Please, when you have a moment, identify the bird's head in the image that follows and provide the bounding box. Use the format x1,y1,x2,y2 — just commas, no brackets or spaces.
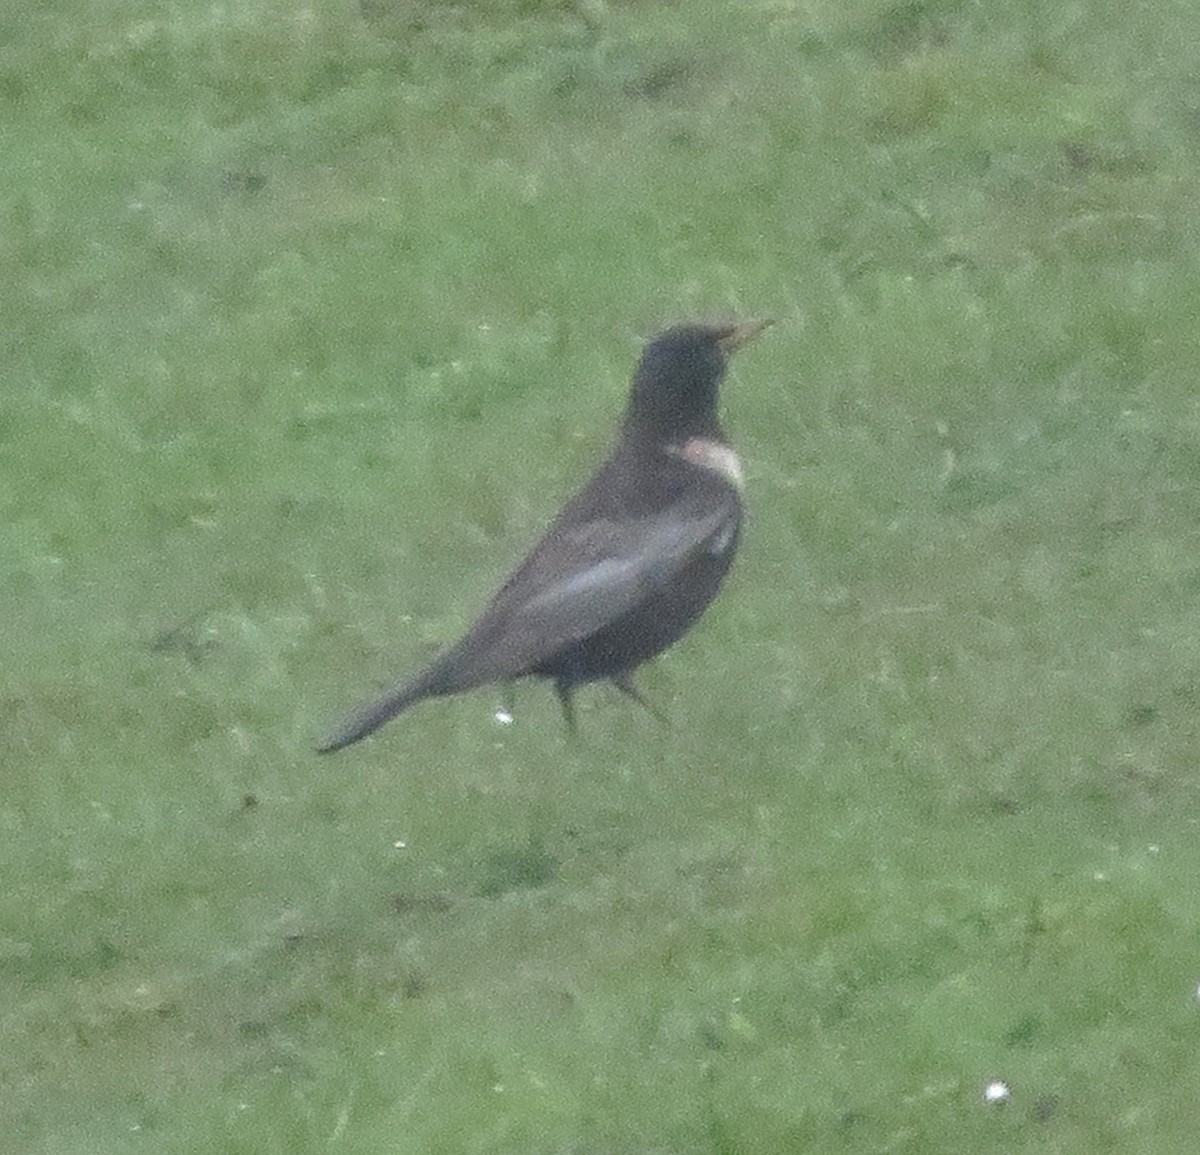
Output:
623,319,771,443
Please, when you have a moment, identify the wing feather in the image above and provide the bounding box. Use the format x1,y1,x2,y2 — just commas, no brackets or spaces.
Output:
445,496,738,684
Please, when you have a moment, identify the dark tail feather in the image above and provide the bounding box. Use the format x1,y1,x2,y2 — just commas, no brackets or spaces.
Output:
316,673,438,754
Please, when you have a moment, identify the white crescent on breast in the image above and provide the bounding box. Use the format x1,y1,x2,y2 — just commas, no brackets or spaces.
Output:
668,437,744,490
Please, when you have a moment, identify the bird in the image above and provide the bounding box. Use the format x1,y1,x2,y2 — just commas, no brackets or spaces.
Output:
317,318,771,753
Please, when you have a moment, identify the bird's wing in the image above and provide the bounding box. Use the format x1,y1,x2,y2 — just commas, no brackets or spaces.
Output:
452,495,739,681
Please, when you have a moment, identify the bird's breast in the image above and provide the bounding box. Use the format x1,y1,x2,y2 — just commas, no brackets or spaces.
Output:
667,438,744,491
707,511,739,556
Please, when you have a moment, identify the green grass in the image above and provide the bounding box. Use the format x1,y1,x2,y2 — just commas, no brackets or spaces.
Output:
5,0,1200,1149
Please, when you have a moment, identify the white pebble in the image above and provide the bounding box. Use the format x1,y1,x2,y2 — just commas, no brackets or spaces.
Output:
983,1080,1011,1105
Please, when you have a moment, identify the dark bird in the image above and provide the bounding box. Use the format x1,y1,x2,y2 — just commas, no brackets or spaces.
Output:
317,318,771,752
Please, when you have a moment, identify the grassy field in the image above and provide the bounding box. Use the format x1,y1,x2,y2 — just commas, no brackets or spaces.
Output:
5,0,1200,1150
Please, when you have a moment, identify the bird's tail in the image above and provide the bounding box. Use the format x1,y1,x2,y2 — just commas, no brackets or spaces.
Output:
315,683,422,753
316,660,458,754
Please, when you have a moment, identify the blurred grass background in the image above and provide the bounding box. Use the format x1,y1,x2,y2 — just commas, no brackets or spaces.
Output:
5,0,1200,1150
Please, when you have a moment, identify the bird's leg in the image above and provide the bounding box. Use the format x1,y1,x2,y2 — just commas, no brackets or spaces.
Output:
554,679,578,734
611,673,669,726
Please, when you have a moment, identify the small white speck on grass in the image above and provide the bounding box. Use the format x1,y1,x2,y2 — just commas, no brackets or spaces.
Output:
393,841,407,850
494,709,514,726
983,1080,1012,1106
